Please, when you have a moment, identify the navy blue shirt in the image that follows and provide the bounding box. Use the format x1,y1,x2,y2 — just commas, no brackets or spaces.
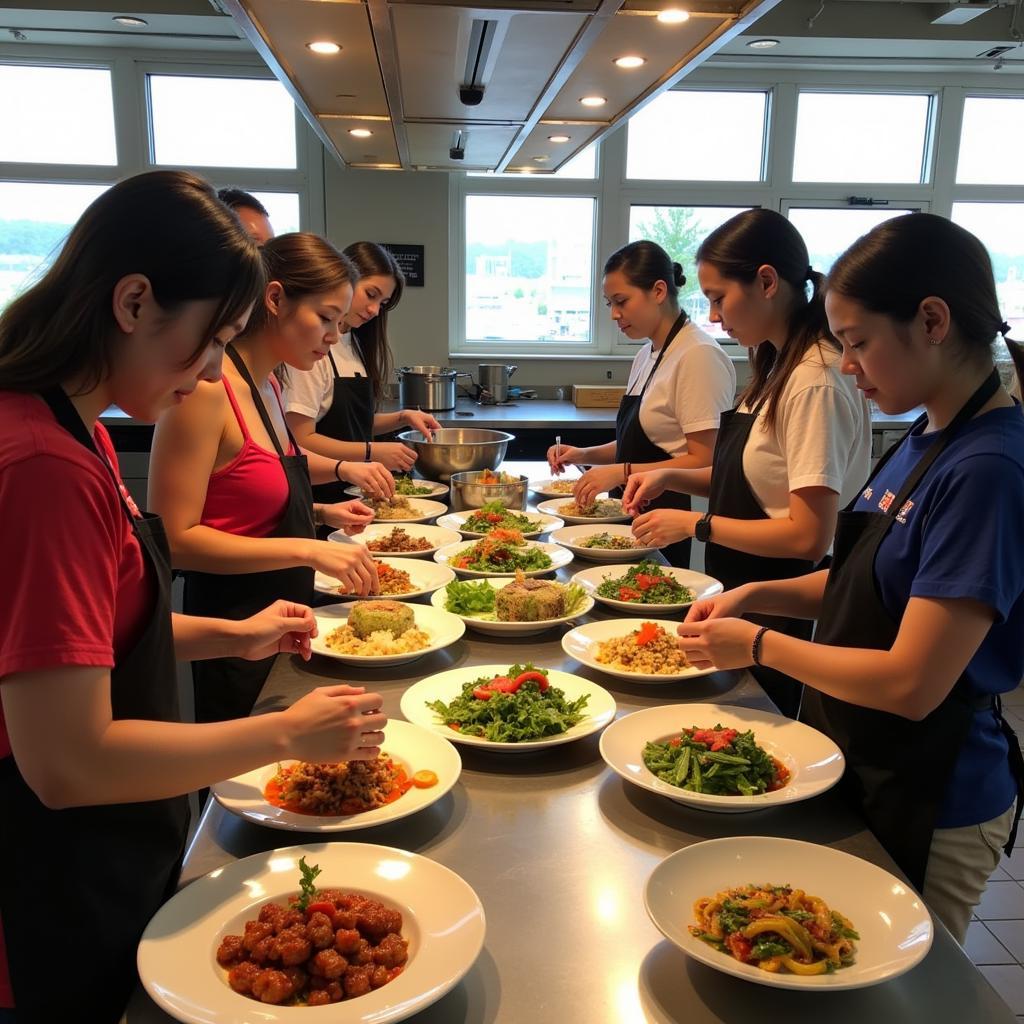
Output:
853,404,1024,827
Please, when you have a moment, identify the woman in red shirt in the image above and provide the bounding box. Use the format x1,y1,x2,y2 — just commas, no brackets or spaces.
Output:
0,171,387,1024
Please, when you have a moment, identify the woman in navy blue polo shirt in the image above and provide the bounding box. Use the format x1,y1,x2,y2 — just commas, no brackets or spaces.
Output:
678,212,1024,942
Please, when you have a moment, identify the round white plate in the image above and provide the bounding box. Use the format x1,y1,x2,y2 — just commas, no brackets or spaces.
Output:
345,479,449,500
436,508,564,539
434,539,573,578
368,497,447,523
401,665,617,753
572,563,723,614
428,576,594,636
536,496,629,525
549,523,658,563
599,703,844,813
314,557,455,601
644,836,932,990
211,721,462,832
138,842,486,1024
530,477,583,499
310,602,465,666
562,619,716,682
330,523,462,558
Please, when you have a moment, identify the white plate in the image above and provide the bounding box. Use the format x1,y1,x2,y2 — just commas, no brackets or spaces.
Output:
434,539,573,578
549,523,658,563
530,476,583,499
428,576,594,636
310,602,465,666
345,479,449,500
330,523,463,558
436,508,564,539
644,836,932,991
367,497,448,523
562,619,716,682
536,496,629,524
211,720,462,832
599,703,844,813
314,558,455,600
400,665,617,752
572,563,723,614
138,842,486,1024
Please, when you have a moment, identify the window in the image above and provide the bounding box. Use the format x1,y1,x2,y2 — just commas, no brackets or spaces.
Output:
626,90,768,181
248,191,301,234
554,143,597,179
785,207,920,274
793,92,931,184
465,195,595,343
148,74,297,168
956,97,1024,186
0,65,116,165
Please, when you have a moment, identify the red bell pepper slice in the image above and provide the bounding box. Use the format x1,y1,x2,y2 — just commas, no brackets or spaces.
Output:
472,676,516,700
512,670,549,692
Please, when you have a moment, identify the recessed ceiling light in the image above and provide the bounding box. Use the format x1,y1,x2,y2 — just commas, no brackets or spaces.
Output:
614,55,646,69
349,128,373,138
580,95,606,107
306,40,341,55
533,156,549,162
548,134,571,143
657,9,689,24
747,38,780,49
112,15,147,27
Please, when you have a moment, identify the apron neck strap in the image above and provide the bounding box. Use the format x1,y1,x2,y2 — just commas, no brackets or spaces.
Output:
327,349,341,379
637,310,688,398
224,344,295,459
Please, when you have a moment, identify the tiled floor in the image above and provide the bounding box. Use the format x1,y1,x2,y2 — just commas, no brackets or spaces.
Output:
967,682,1024,1018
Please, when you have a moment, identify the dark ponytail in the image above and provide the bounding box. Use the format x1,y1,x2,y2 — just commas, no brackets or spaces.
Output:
603,240,686,303
827,213,1024,388
697,209,835,431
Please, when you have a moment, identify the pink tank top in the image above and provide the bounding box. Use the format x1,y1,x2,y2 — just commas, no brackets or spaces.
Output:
200,375,297,538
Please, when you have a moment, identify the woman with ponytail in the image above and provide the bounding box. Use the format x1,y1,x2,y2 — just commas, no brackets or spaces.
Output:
623,209,870,716
677,213,1024,941
547,240,735,568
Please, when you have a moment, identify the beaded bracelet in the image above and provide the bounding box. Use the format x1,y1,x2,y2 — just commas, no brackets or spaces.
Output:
751,625,771,667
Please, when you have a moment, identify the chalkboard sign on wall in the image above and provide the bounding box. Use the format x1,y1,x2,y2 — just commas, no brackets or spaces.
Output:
380,243,424,287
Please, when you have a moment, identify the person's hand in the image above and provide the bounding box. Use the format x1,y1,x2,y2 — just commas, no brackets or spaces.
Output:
304,539,379,595
402,409,441,441
683,586,751,624
574,465,624,509
281,685,388,763
234,600,318,661
632,508,700,548
676,617,759,672
546,443,585,475
338,461,395,500
622,469,669,515
374,441,418,472
321,499,374,535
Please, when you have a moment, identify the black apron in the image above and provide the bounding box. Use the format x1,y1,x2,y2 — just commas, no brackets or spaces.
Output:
801,370,1024,891
614,311,692,568
311,344,376,507
0,388,189,1023
184,345,315,723
704,407,816,718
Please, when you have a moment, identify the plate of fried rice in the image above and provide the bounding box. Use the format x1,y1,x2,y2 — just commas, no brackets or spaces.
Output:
210,720,462,832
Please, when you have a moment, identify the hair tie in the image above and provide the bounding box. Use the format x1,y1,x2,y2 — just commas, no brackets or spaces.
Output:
805,266,815,282
999,321,1012,336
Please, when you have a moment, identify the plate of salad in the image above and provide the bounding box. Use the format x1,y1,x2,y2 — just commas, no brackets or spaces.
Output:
600,703,844,812
572,562,723,613
436,503,564,539
434,531,572,577
548,524,658,563
345,475,449,500
401,663,616,752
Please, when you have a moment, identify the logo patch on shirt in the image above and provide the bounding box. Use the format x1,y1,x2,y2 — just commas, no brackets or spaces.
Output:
862,486,873,501
877,489,896,514
896,499,914,525
118,481,142,519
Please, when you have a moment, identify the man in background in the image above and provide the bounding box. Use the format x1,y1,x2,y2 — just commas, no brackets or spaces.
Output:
217,187,274,245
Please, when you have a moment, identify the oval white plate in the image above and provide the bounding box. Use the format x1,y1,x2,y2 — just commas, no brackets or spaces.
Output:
345,479,449,500
401,665,617,753
211,720,462,832
434,539,573,578
311,602,465,666
138,842,487,1024
436,508,564,539
562,619,716,682
330,523,462,558
644,836,932,991
428,576,594,636
529,477,582,499
572,563,723,614
599,703,844,813
536,496,629,525
314,557,455,601
549,523,658,563
367,497,447,524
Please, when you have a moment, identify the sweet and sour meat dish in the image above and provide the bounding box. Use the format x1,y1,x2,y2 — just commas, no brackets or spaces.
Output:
216,889,409,1006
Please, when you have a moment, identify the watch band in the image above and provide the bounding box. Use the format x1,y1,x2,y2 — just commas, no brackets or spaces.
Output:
695,512,713,543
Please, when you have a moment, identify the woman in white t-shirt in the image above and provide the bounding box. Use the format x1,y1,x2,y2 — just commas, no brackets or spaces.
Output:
285,242,440,504
624,209,870,716
547,240,735,568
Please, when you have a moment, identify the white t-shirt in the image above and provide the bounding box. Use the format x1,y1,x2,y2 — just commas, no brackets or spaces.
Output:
283,332,367,422
738,342,871,519
624,321,736,457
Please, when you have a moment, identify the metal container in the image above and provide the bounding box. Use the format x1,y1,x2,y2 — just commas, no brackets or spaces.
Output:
396,427,514,483
396,365,463,411
450,470,529,512
477,363,518,404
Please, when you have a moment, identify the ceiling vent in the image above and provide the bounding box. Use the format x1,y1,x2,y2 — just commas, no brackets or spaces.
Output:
459,19,503,107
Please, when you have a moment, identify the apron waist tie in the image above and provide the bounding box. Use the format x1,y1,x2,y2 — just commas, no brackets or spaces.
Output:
994,694,1024,854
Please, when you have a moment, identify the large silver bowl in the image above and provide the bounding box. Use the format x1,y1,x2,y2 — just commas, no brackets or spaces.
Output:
397,428,514,483
449,471,528,512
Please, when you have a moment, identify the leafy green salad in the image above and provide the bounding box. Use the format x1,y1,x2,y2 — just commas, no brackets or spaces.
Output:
451,533,553,573
596,560,696,605
394,475,434,496
462,501,536,535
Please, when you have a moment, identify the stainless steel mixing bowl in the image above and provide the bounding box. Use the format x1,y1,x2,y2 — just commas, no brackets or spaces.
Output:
397,428,514,483
449,471,529,512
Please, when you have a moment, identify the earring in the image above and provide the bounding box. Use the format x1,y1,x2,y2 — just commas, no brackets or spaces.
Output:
928,337,941,346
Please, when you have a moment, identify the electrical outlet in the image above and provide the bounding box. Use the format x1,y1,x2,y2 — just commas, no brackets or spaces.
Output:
606,370,612,380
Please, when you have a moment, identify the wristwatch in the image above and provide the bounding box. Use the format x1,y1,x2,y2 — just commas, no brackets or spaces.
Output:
694,512,714,543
